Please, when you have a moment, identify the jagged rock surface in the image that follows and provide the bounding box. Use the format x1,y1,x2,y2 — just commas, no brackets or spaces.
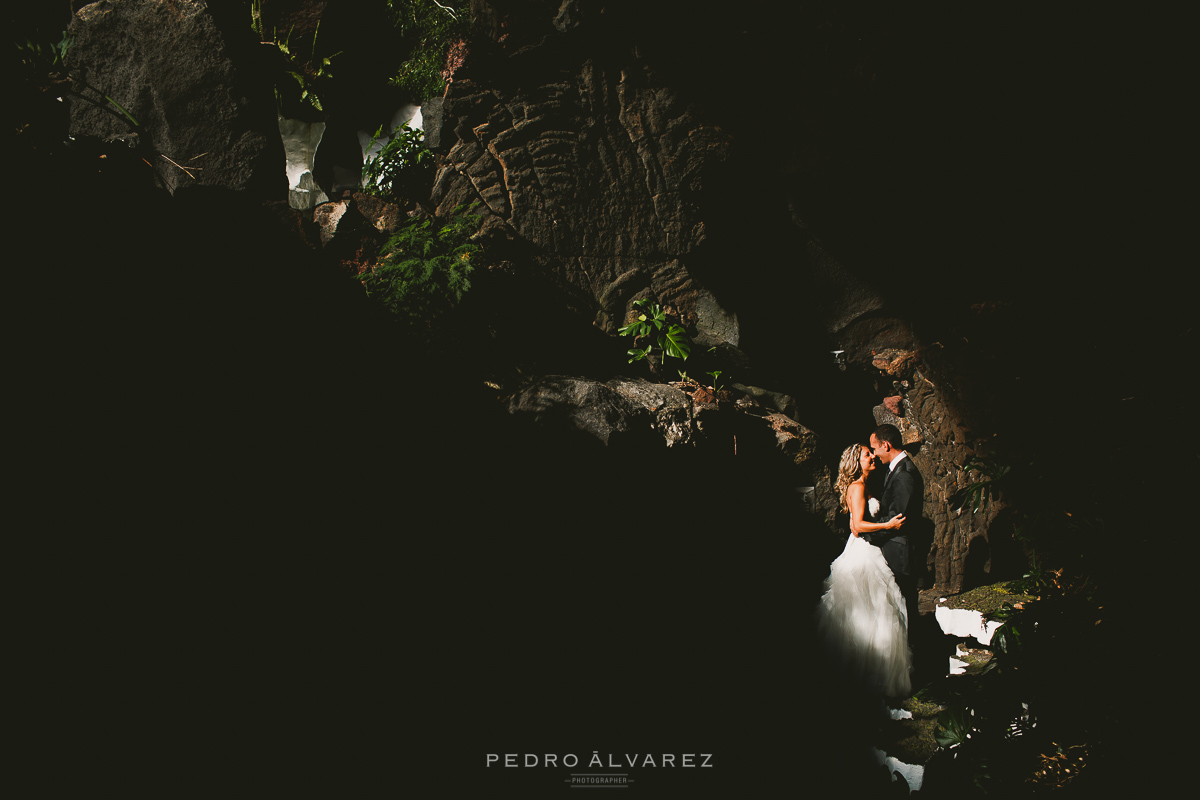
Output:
428,63,737,345
872,366,1002,593
66,0,283,198
53,0,1004,593
505,375,835,520
426,4,990,588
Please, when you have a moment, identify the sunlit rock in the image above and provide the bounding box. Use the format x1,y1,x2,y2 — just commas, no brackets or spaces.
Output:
314,200,349,246
935,604,1001,645
873,747,925,793
279,117,328,210
693,289,739,347
66,0,282,197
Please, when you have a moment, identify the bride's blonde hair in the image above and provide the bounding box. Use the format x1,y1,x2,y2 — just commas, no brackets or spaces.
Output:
834,443,866,514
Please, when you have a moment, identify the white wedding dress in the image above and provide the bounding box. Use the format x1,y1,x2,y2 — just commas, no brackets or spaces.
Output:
816,499,912,698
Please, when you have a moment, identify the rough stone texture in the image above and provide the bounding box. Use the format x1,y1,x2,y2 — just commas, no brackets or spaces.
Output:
802,229,916,367
765,411,835,528
352,192,406,234
768,412,820,468
730,383,798,421
606,377,694,447
423,6,932,543
874,349,917,376
421,2,927,430
506,375,642,447
420,96,446,150
872,368,1000,593
311,194,406,276
313,199,348,245
873,399,922,446
67,0,283,198
428,59,737,342
506,375,834,517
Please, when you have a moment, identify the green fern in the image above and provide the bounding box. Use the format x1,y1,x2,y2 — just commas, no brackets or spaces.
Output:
360,207,481,332
386,0,473,101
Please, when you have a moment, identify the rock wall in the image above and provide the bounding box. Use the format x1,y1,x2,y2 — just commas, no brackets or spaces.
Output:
427,62,738,346
424,2,1006,590
867,353,1001,593
57,0,1006,593
67,0,283,198
505,374,838,529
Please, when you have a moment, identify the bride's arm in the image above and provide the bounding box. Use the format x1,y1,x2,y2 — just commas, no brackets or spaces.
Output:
848,484,905,536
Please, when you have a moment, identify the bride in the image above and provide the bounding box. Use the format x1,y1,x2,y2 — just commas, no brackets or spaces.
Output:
816,443,913,699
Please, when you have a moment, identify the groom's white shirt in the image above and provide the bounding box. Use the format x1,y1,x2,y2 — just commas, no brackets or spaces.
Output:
888,451,908,474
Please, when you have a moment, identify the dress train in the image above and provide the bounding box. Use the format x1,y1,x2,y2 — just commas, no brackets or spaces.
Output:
816,534,912,698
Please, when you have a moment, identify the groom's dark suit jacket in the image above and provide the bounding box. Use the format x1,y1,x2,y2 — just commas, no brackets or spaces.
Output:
873,454,924,582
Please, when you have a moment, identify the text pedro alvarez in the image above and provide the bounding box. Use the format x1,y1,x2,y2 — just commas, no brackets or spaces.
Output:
487,752,714,768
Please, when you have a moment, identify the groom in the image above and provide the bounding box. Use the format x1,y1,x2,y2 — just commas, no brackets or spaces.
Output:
868,424,923,615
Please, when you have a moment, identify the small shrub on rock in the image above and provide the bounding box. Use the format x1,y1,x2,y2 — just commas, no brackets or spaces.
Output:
359,206,481,341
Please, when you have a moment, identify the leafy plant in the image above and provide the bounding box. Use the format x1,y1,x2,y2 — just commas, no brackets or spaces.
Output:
250,0,266,40
18,29,140,128
1007,549,1058,596
361,123,435,201
705,370,725,392
619,299,691,366
935,707,971,748
359,206,481,334
276,24,340,113
96,91,140,128
387,0,472,101
926,565,1109,794
16,29,72,69
251,4,340,114
982,611,1025,676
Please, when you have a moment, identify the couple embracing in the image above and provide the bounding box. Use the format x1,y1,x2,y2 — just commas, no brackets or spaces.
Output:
816,424,923,700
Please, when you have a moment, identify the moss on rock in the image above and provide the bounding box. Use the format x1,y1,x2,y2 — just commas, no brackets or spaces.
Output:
939,580,1034,615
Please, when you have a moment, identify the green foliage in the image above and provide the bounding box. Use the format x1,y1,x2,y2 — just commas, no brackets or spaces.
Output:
359,207,481,335
387,0,472,101
99,92,140,128
948,454,1112,603
15,29,72,69
928,444,1117,792
250,0,265,40
249,2,472,113
16,29,140,128
676,368,730,395
361,123,435,201
934,707,971,748
619,299,692,366
276,24,340,113
250,5,340,114
1007,549,1057,596
928,570,1108,793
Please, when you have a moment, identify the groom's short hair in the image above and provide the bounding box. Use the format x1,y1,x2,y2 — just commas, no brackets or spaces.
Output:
873,424,904,450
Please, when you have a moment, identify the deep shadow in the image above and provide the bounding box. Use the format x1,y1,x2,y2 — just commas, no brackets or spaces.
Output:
12,3,1176,795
